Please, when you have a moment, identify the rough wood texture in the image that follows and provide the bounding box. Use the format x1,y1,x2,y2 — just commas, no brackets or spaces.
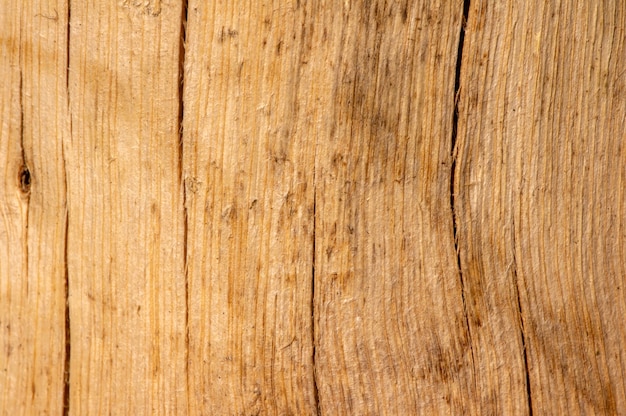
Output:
456,0,626,414
0,1,69,414
312,1,474,414
183,2,317,414
65,1,187,414
2,0,626,414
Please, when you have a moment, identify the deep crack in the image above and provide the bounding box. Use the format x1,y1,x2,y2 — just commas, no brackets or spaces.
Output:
450,0,475,390
62,5,72,415
511,219,533,415
311,170,320,415
178,0,190,411
62,185,71,416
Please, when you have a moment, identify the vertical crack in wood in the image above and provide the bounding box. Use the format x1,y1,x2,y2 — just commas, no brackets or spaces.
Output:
63,172,71,416
451,0,475,385
19,72,30,196
66,2,71,93
18,33,31,300
311,158,320,415
62,5,72,415
178,0,190,410
510,218,533,415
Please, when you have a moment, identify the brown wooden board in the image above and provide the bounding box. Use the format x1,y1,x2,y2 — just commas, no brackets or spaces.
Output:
1,0,626,414
311,1,473,414
456,0,626,413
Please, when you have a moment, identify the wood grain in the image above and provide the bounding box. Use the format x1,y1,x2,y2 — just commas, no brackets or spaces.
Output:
2,0,626,414
0,0,69,414
456,0,626,414
65,0,187,413
182,1,317,414
312,1,474,414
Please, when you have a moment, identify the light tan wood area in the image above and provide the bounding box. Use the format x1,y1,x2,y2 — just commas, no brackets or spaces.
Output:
1,0,69,414
1,0,625,414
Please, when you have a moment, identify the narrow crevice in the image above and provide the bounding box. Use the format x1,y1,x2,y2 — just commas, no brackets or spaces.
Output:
62,5,73,415
66,2,71,92
511,220,533,415
19,67,30,195
450,0,470,197
61,138,70,416
177,0,190,411
18,57,31,304
62,193,71,416
450,0,475,384
311,191,320,415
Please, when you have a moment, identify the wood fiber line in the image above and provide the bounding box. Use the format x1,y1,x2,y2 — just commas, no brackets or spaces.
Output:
456,0,626,414
313,1,473,414
183,1,318,414
65,0,188,414
0,0,70,414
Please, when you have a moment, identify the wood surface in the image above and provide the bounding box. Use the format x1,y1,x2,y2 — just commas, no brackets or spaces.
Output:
311,2,473,414
456,1,626,413
182,2,317,414
1,0,625,415
65,0,187,414
1,0,69,414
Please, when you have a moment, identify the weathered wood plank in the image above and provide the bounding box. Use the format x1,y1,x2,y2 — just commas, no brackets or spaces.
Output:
312,1,474,414
65,1,187,413
456,0,626,413
183,2,317,414
3,0,625,414
0,0,69,414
